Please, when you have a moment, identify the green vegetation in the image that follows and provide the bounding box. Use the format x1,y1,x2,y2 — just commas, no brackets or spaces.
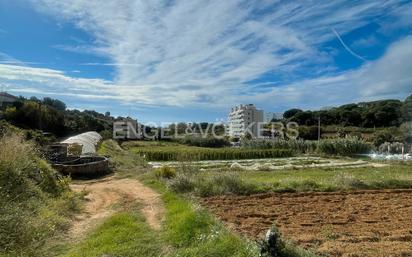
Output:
161,191,259,257
283,94,411,128
242,138,372,156
3,96,117,138
65,140,314,257
154,166,177,179
167,169,258,196
66,211,165,257
161,161,412,196
176,135,230,147
98,139,149,177
316,138,372,155
0,132,82,257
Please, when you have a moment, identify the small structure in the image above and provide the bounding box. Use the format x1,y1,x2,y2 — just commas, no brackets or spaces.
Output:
0,92,18,109
46,131,109,176
51,156,109,176
61,131,102,155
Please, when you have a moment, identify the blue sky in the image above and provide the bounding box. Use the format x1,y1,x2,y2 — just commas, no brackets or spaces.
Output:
0,0,411,123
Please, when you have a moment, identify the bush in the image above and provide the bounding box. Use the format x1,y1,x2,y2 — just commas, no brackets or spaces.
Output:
298,126,319,140
167,170,258,197
195,174,258,197
316,138,372,155
154,166,176,179
168,173,196,193
372,130,395,147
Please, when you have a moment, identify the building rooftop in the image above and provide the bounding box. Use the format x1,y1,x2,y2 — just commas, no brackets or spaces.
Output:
0,92,19,101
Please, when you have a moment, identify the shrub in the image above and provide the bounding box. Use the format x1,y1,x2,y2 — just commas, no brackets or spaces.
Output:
195,174,258,197
372,130,395,147
316,138,372,155
154,166,176,179
168,173,196,193
168,171,258,197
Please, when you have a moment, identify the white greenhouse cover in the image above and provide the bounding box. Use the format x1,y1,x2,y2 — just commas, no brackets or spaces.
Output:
61,131,102,154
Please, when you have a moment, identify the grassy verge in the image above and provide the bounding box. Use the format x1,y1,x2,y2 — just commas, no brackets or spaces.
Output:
160,161,412,196
65,210,166,257
0,132,82,257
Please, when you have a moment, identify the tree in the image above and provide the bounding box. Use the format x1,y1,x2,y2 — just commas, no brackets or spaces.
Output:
42,97,66,111
339,110,362,126
290,111,316,125
402,94,412,122
283,109,302,119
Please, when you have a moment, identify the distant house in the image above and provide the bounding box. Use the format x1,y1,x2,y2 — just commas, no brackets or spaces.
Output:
0,92,18,109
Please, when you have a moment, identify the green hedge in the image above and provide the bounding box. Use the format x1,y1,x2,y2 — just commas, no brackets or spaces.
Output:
136,148,293,161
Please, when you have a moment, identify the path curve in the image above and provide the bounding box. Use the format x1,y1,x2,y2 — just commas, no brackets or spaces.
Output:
69,177,164,240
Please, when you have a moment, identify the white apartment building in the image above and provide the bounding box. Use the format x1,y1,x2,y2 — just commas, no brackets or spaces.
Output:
228,104,263,138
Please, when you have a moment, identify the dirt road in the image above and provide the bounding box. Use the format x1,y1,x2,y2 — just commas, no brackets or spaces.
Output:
69,177,164,240
201,190,412,257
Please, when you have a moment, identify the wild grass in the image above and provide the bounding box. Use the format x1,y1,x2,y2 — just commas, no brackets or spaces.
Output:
221,163,412,193
168,172,259,197
98,139,149,177
162,191,259,257
0,132,82,257
162,161,412,196
65,211,166,257
243,138,373,156
316,138,372,155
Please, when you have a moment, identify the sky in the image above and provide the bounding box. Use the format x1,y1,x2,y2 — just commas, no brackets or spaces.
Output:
0,0,411,123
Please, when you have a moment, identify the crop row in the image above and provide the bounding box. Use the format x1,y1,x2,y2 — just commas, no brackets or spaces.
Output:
134,147,293,161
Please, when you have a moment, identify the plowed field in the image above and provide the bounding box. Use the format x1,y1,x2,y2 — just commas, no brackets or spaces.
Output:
201,190,412,257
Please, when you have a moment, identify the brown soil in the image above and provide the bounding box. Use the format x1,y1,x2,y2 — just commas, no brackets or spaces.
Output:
200,190,412,257
69,176,164,240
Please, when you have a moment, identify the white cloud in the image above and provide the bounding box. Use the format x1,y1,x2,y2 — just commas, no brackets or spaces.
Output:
252,36,412,110
351,35,378,48
1,0,410,115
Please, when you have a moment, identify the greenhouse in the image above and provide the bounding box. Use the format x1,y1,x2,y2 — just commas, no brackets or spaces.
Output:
61,131,102,155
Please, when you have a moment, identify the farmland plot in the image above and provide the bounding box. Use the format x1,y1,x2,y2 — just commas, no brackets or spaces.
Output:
149,157,385,171
201,190,412,257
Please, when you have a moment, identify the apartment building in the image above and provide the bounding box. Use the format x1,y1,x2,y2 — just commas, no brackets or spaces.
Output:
228,104,263,138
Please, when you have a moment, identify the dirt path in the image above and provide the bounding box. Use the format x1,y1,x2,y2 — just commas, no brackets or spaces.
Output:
69,176,164,240
201,190,412,257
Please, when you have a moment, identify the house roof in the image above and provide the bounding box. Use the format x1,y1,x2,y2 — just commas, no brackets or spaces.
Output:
0,92,19,101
